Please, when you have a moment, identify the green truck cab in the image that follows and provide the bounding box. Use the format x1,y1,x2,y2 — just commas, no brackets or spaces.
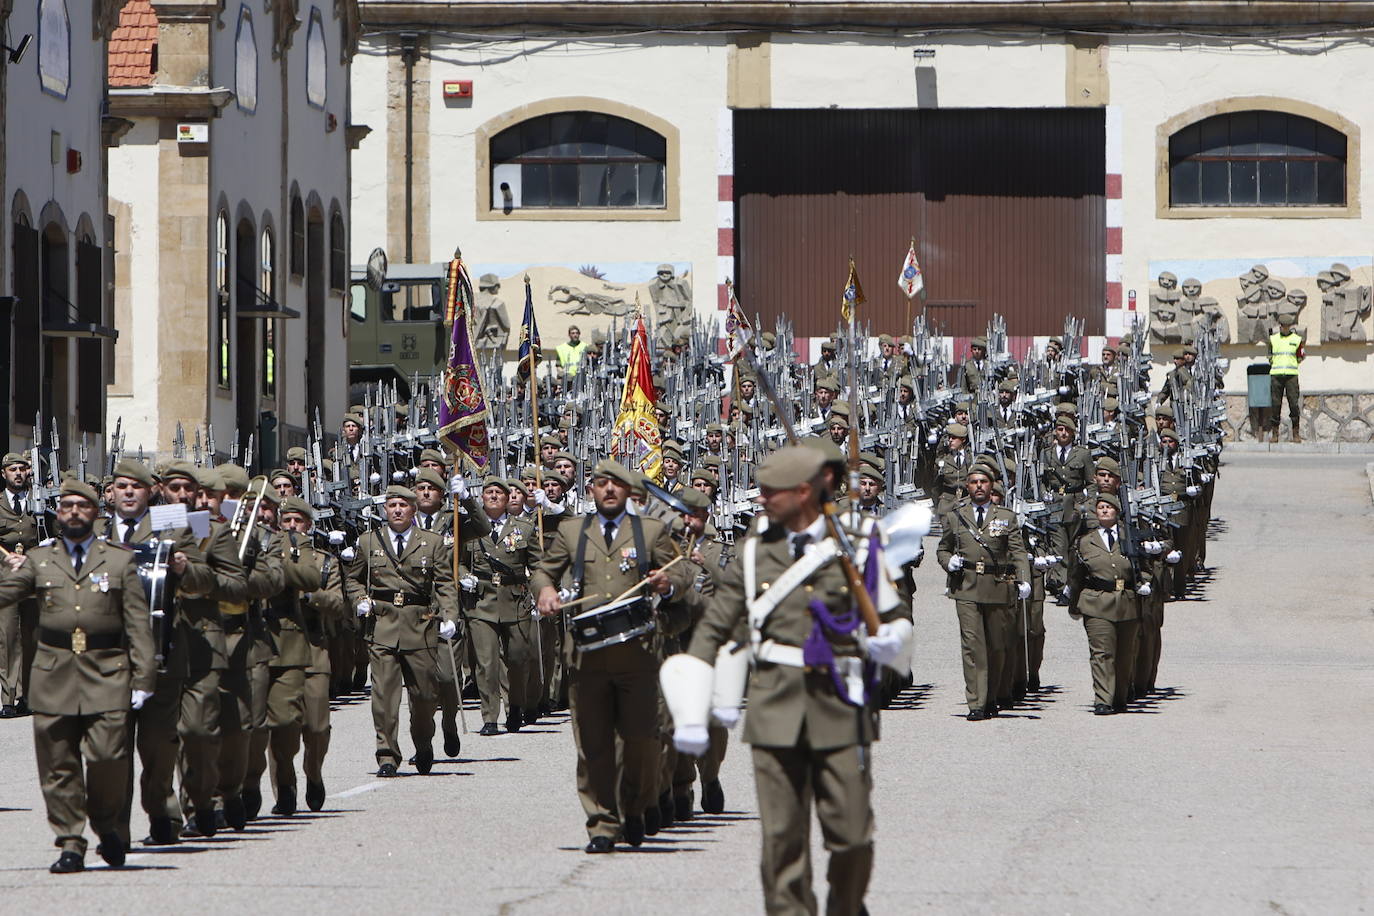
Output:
348,260,448,400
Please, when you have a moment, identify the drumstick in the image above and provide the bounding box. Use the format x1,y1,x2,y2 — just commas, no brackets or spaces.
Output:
557,593,606,611
605,555,687,606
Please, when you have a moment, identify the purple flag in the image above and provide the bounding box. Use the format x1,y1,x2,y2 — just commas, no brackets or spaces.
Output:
437,255,490,470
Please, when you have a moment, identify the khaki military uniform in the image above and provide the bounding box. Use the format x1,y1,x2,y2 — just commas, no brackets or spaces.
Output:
423,500,489,746
346,524,458,769
937,502,1030,713
0,491,40,709
932,449,972,518
1068,528,1141,709
0,538,156,855
468,513,540,727
529,511,692,842
1039,442,1093,585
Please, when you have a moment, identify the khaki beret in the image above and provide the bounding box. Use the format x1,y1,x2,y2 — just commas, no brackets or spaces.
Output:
342,414,363,427
1159,428,1180,442
998,379,1019,393
160,459,198,484
384,485,417,502
1095,457,1121,475
878,333,894,345
507,478,530,497
2,452,30,468
897,376,914,390
859,451,884,472
677,487,710,511
193,466,226,493
761,331,777,345
801,436,845,467
654,401,672,414
965,462,997,481
250,476,280,506
414,468,447,490
219,463,250,494
1100,344,1117,355
480,476,510,493
1054,416,1077,433
286,446,308,461
1182,345,1198,356
1103,398,1120,412
689,469,719,487
419,448,448,465
1172,348,1189,359
859,466,884,485
755,446,825,490
830,400,851,418
704,423,724,434
59,477,99,504
589,458,637,489
970,336,988,349
820,339,837,351
945,423,968,438
827,414,850,430
1056,402,1079,416
520,466,540,482
1154,404,1175,418
279,496,313,520
1095,493,1121,512
269,468,297,484
113,458,155,487
551,450,576,465
814,378,840,393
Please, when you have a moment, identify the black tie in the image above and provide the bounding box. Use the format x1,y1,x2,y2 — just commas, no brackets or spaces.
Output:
603,521,616,549
423,515,433,530
976,506,986,529
792,533,812,560
395,533,406,555
123,519,137,544
12,495,21,515
1106,529,1116,552
72,545,84,575
1060,447,1068,464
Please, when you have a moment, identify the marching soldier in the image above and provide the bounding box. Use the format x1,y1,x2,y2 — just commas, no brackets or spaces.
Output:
346,485,459,777
932,424,973,518
1039,416,1091,586
938,465,1031,719
0,478,156,872
959,336,990,394
1,451,41,718
532,459,692,852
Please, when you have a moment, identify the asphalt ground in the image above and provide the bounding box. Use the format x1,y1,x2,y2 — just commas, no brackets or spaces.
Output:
1,451,1371,913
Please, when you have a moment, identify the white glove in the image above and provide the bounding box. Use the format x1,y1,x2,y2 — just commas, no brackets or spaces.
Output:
1033,556,1052,571
1058,386,1071,395
1185,485,1200,497
1200,472,1214,483
131,689,153,710
391,470,406,482
1165,550,1182,564
946,555,964,571
557,587,577,603
340,546,356,561
711,706,741,729
449,476,468,498
926,431,939,445
328,530,346,546
408,466,420,478
459,575,478,592
438,619,457,640
368,472,382,486
865,623,907,668
1136,582,1153,597
533,488,552,508
673,724,710,757
356,599,373,617
1017,582,1032,600
1143,540,1164,556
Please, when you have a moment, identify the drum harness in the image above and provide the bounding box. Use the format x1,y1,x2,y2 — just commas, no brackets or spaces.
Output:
570,513,650,648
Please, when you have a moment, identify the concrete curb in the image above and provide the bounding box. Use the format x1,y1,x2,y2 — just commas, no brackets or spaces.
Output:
1225,441,1374,455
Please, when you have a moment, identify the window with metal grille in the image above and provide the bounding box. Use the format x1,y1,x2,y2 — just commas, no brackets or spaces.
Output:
490,112,666,210
1169,111,1346,207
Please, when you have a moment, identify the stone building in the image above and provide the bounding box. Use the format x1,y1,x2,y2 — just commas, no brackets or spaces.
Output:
106,0,363,465
352,0,1374,440
1,1,126,460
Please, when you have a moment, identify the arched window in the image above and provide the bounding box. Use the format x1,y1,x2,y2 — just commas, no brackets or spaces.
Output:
329,209,346,291
290,193,304,276
38,0,70,97
235,7,258,113
306,8,327,108
490,112,666,209
1169,111,1346,207
261,227,276,397
216,211,230,388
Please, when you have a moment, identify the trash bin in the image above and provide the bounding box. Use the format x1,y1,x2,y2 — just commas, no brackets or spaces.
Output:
1246,363,1271,439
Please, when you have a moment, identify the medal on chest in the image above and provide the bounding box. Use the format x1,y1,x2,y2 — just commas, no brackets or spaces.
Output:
619,547,637,573
987,518,1010,537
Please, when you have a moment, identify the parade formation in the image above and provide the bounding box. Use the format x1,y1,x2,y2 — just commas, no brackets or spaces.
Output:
0,252,1227,914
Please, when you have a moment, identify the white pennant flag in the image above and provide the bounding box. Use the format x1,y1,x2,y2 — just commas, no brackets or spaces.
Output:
897,243,925,300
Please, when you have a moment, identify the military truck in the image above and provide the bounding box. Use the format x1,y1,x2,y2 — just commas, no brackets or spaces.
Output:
348,258,448,402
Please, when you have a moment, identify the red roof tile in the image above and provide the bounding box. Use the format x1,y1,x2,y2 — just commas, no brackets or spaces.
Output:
108,0,157,88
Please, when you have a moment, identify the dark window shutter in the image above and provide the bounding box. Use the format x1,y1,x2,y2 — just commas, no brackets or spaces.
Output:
76,240,103,433
12,225,41,420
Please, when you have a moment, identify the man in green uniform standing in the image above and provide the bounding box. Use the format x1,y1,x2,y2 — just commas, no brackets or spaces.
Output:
1266,312,1305,442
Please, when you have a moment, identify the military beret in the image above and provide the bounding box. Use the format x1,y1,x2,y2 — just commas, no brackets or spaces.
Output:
814,378,840,393
662,441,685,458
1172,348,1189,359
1277,311,1298,325
878,333,894,345
384,485,417,502
965,462,997,481
59,477,99,504
705,423,724,434
689,469,719,487
829,400,851,418
1095,456,1121,475
414,468,447,490
160,459,198,483
954,400,973,414
2,452,30,468
756,446,826,490
1103,398,1120,412
700,455,723,470
1095,493,1121,512
113,458,155,487
395,404,410,418
859,451,885,472
998,379,1019,393
1154,404,1175,418
970,336,988,349
1054,416,1077,433
859,466,884,485
479,273,500,288
1182,345,1198,356
520,466,540,482
1056,402,1079,416
801,435,845,468
480,476,510,493
269,468,297,484
1100,344,1117,355
249,476,280,506
761,331,777,345
507,478,530,498
419,448,448,465
1159,428,1180,442
279,496,313,520
820,339,837,351
1046,337,1064,350
551,450,576,465
193,466,226,493
677,486,710,511
828,413,850,430
558,417,576,430
654,401,672,414
286,446,308,461
945,423,969,438
342,413,363,427
587,458,636,489
219,463,250,494
897,376,915,390
992,482,1007,499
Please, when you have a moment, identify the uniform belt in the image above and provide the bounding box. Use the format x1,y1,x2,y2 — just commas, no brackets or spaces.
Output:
754,640,805,668
970,562,1016,577
39,626,123,653
476,571,526,586
1083,575,1135,593
369,588,428,607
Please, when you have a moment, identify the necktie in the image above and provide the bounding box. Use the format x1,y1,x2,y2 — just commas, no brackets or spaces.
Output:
12,495,21,515
123,519,137,544
1106,529,1116,552
395,533,406,555
975,506,986,528
1060,447,1068,464
792,533,812,560
423,515,433,530
72,545,84,575
603,521,616,548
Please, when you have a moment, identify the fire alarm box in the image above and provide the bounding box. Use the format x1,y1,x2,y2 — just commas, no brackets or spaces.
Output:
443,80,473,100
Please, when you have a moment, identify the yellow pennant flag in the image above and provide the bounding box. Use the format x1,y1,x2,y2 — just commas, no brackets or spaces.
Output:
840,258,866,323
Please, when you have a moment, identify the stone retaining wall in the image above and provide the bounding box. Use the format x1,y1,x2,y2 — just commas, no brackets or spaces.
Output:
1222,392,1374,442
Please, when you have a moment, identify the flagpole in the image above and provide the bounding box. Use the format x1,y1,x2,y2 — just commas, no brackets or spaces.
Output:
906,237,915,335
526,275,545,547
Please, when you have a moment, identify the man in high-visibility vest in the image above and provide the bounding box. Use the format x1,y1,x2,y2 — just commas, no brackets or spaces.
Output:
555,326,588,379
1266,312,1304,443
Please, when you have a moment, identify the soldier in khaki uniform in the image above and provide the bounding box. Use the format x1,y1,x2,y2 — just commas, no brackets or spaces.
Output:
345,485,459,777
532,459,692,853
468,478,540,735
0,479,156,873
680,446,912,916
1068,494,1149,714
938,466,1031,720
932,424,972,518
1039,417,1091,587
1,451,41,718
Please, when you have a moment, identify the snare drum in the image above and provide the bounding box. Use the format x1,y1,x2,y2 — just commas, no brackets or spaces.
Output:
570,596,655,652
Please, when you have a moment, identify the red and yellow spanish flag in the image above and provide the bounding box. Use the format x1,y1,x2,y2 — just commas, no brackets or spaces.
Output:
609,317,663,480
